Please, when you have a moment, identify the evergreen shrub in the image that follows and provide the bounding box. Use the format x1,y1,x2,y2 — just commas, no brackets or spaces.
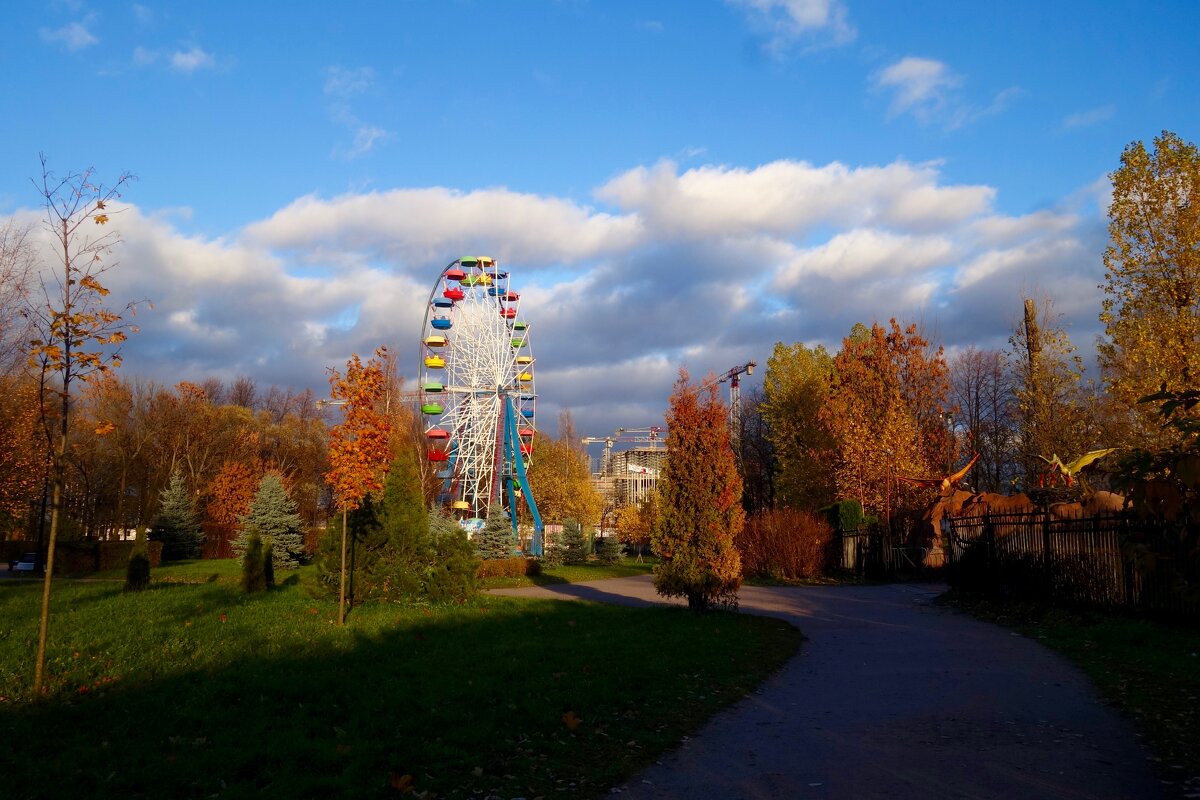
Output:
561,519,587,565
124,531,151,592
596,535,622,565
476,557,541,579
241,532,267,593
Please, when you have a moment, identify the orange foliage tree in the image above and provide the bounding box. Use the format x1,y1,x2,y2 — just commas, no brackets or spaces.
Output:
652,369,743,612
819,320,951,520
0,376,44,533
325,348,393,624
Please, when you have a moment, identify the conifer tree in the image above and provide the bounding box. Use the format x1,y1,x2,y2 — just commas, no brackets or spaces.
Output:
124,529,151,592
235,474,305,568
241,531,267,593
653,369,743,612
560,518,588,565
596,533,622,565
473,505,515,560
151,470,203,561
426,509,479,602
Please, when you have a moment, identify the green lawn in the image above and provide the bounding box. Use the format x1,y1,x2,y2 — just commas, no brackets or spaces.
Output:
942,593,1200,799
481,557,658,589
0,561,801,799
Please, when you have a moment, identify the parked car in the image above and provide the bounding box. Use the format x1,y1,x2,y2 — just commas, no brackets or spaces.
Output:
10,553,40,573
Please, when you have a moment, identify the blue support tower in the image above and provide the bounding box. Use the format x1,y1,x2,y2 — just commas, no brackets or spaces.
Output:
504,396,543,556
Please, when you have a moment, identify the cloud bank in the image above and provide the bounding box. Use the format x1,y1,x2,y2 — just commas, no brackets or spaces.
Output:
6,155,1106,436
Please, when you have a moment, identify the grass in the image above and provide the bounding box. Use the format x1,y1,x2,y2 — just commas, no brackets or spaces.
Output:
942,592,1200,799
481,557,658,589
0,561,801,799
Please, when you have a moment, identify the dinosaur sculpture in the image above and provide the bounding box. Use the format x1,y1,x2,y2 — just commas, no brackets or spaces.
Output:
1037,448,1117,489
897,452,981,494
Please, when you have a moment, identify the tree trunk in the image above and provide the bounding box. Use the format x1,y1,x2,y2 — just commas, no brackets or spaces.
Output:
34,396,69,694
338,507,347,626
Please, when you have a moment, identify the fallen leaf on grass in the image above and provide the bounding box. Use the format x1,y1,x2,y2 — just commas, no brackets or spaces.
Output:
562,711,582,731
389,771,414,792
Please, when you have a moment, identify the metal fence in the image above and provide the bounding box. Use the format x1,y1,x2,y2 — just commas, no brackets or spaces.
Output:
945,512,1200,619
839,526,929,579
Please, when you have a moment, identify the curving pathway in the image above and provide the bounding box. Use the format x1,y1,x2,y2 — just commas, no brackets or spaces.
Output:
491,576,1161,799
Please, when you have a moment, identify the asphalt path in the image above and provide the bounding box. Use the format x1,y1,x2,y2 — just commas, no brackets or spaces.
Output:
491,576,1161,799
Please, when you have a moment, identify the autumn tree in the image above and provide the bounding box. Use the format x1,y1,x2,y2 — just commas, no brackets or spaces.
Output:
0,376,43,537
1009,296,1098,487
27,159,139,693
1100,130,1200,445
737,387,776,512
615,489,658,562
526,433,603,528
207,460,260,528
652,370,743,612
0,221,41,535
948,347,1016,492
325,349,393,624
0,219,37,378
761,341,836,510
819,320,951,520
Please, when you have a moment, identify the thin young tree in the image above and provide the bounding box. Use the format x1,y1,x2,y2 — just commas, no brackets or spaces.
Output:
27,158,139,694
325,349,392,625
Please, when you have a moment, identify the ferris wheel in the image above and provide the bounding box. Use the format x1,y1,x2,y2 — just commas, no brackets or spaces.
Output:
418,256,543,554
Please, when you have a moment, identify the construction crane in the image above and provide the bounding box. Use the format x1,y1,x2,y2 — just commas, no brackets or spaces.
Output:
581,426,667,475
706,361,756,446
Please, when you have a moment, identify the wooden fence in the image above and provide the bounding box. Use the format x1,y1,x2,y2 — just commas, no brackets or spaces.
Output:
945,512,1200,619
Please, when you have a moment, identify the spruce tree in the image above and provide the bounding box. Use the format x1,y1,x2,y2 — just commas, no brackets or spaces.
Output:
652,370,743,612
560,518,587,565
540,529,564,568
236,474,305,569
473,505,515,560
596,534,622,565
151,470,203,561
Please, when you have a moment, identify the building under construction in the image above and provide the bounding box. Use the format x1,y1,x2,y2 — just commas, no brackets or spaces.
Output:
583,428,667,514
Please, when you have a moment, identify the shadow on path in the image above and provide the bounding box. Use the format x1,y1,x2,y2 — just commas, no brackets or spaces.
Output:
493,576,1160,799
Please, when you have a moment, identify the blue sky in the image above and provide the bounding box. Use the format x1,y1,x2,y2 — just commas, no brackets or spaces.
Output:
2,0,1198,437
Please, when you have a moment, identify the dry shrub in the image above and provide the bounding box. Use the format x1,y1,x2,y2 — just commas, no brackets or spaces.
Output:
476,557,542,579
737,508,836,580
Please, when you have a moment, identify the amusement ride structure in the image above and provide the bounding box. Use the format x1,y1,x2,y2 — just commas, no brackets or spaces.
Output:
418,256,543,554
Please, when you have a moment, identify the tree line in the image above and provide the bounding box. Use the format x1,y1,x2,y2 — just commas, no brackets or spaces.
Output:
733,131,1199,525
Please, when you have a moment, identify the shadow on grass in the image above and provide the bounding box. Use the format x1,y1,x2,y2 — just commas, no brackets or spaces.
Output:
2,598,800,800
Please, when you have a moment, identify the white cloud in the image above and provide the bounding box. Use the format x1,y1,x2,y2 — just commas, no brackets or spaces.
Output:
324,65,374,97
596,158,994,237
729,0,856,50
40,21,98,51
778,229,956,284
1061,104,1115,131
874,57,1022,129
132,46,158,66
170,46,215,73
324,65,390,159
1,152,1106,437
875,56,961,121
244,187,644,268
